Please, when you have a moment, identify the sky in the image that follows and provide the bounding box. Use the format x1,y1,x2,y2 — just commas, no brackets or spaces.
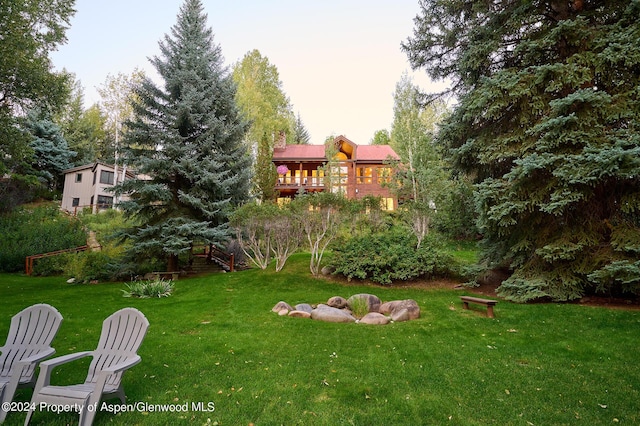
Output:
50,0,450,145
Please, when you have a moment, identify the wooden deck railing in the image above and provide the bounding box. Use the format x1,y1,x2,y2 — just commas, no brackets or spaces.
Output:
25,246,89,275
194,244,235,272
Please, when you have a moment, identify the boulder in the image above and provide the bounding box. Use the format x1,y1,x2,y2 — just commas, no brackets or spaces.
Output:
327,296,348,309
359,312,390,325
379,299,420,320
321,265,336,275
288,310,311,319
272,301,293,313
347,294,381,313
278,309,289,316
391,308,411,322
294,303,313,313
310,305,356,323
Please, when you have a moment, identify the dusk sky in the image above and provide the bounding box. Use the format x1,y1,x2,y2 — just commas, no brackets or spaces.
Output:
51,0,450,144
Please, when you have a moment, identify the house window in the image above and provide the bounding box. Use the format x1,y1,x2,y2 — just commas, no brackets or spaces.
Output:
97,195,113,210
311,169,324,187
328,165,348,194
75,173,82,183
72,198,80,207
377,167,392,184
356,167,373,184
380,197,395,211
100,170,114,185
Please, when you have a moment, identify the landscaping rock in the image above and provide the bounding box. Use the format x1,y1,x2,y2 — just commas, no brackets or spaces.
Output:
321,265,336,275
274,296,420,324
391,308,411,322
272,301,293,313
327,296,348,309
294,303,313,313
347,293,381,313
310,305,356,323
288,310,311,319
379,299,421,320
359,312,390,325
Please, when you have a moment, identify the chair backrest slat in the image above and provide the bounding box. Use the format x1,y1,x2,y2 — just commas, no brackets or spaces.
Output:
0,304,62,381
85,308,148,385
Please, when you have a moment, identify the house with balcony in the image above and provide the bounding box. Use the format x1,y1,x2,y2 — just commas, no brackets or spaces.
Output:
60,162,134,214
272,135,400,210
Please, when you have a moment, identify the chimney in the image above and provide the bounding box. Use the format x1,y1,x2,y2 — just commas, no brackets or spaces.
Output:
274,130,286,150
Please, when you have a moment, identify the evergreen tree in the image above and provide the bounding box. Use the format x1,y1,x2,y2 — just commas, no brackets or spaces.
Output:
292,112,311,144
0,0,74,210
24,109,75,192
56,75,108,165
116,0,251,271
404,0,640,301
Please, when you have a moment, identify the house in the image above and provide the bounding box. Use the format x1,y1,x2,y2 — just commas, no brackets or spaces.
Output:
272,135,400,210
60,162,134,214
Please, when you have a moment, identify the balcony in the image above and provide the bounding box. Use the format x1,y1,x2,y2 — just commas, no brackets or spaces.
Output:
276,175,325,194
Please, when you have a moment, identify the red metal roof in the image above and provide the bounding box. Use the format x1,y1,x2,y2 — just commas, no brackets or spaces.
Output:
273,145,325,160
357,145,400,161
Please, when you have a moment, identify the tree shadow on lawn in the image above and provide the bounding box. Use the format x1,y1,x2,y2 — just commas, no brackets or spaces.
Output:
319,268,640,311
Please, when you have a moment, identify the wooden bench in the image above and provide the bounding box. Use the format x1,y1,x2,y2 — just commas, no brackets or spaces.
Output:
460,296,498,318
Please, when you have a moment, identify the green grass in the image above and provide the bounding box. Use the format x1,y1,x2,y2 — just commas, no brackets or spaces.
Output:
1,253,639,425
445,239,480,265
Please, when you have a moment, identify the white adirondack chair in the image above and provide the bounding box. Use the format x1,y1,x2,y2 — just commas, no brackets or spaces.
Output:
25,308,149,426
0,303,62,423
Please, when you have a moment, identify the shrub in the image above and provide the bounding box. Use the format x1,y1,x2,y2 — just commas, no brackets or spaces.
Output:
31,253,71,276
63,243,127,283
331,228,456,285
0,205,86,272
122,278,174,298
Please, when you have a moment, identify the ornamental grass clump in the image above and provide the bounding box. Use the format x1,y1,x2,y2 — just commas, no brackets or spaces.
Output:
122,278,174,298
348,296,370,319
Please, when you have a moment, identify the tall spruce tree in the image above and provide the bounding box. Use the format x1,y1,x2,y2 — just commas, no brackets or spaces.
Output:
24,109,76,192
404,0,640,301
116,0,251,271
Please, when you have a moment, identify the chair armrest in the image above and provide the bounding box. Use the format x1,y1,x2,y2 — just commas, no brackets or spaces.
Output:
33,351,93,392
87,355,142,406
101,355,142,375
14,347,56,368
38,351,93,369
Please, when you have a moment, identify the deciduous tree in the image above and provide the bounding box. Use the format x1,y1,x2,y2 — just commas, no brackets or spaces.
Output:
293,192,346,276
370,129,391,145
55,75,108,164
0,0,75,208
232,50,294,201
390,74,449,248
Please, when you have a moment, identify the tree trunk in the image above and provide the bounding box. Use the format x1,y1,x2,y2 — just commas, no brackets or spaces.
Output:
167,254,179,272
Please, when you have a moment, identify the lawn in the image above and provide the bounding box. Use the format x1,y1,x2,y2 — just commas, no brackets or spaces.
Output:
1,253,639,425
